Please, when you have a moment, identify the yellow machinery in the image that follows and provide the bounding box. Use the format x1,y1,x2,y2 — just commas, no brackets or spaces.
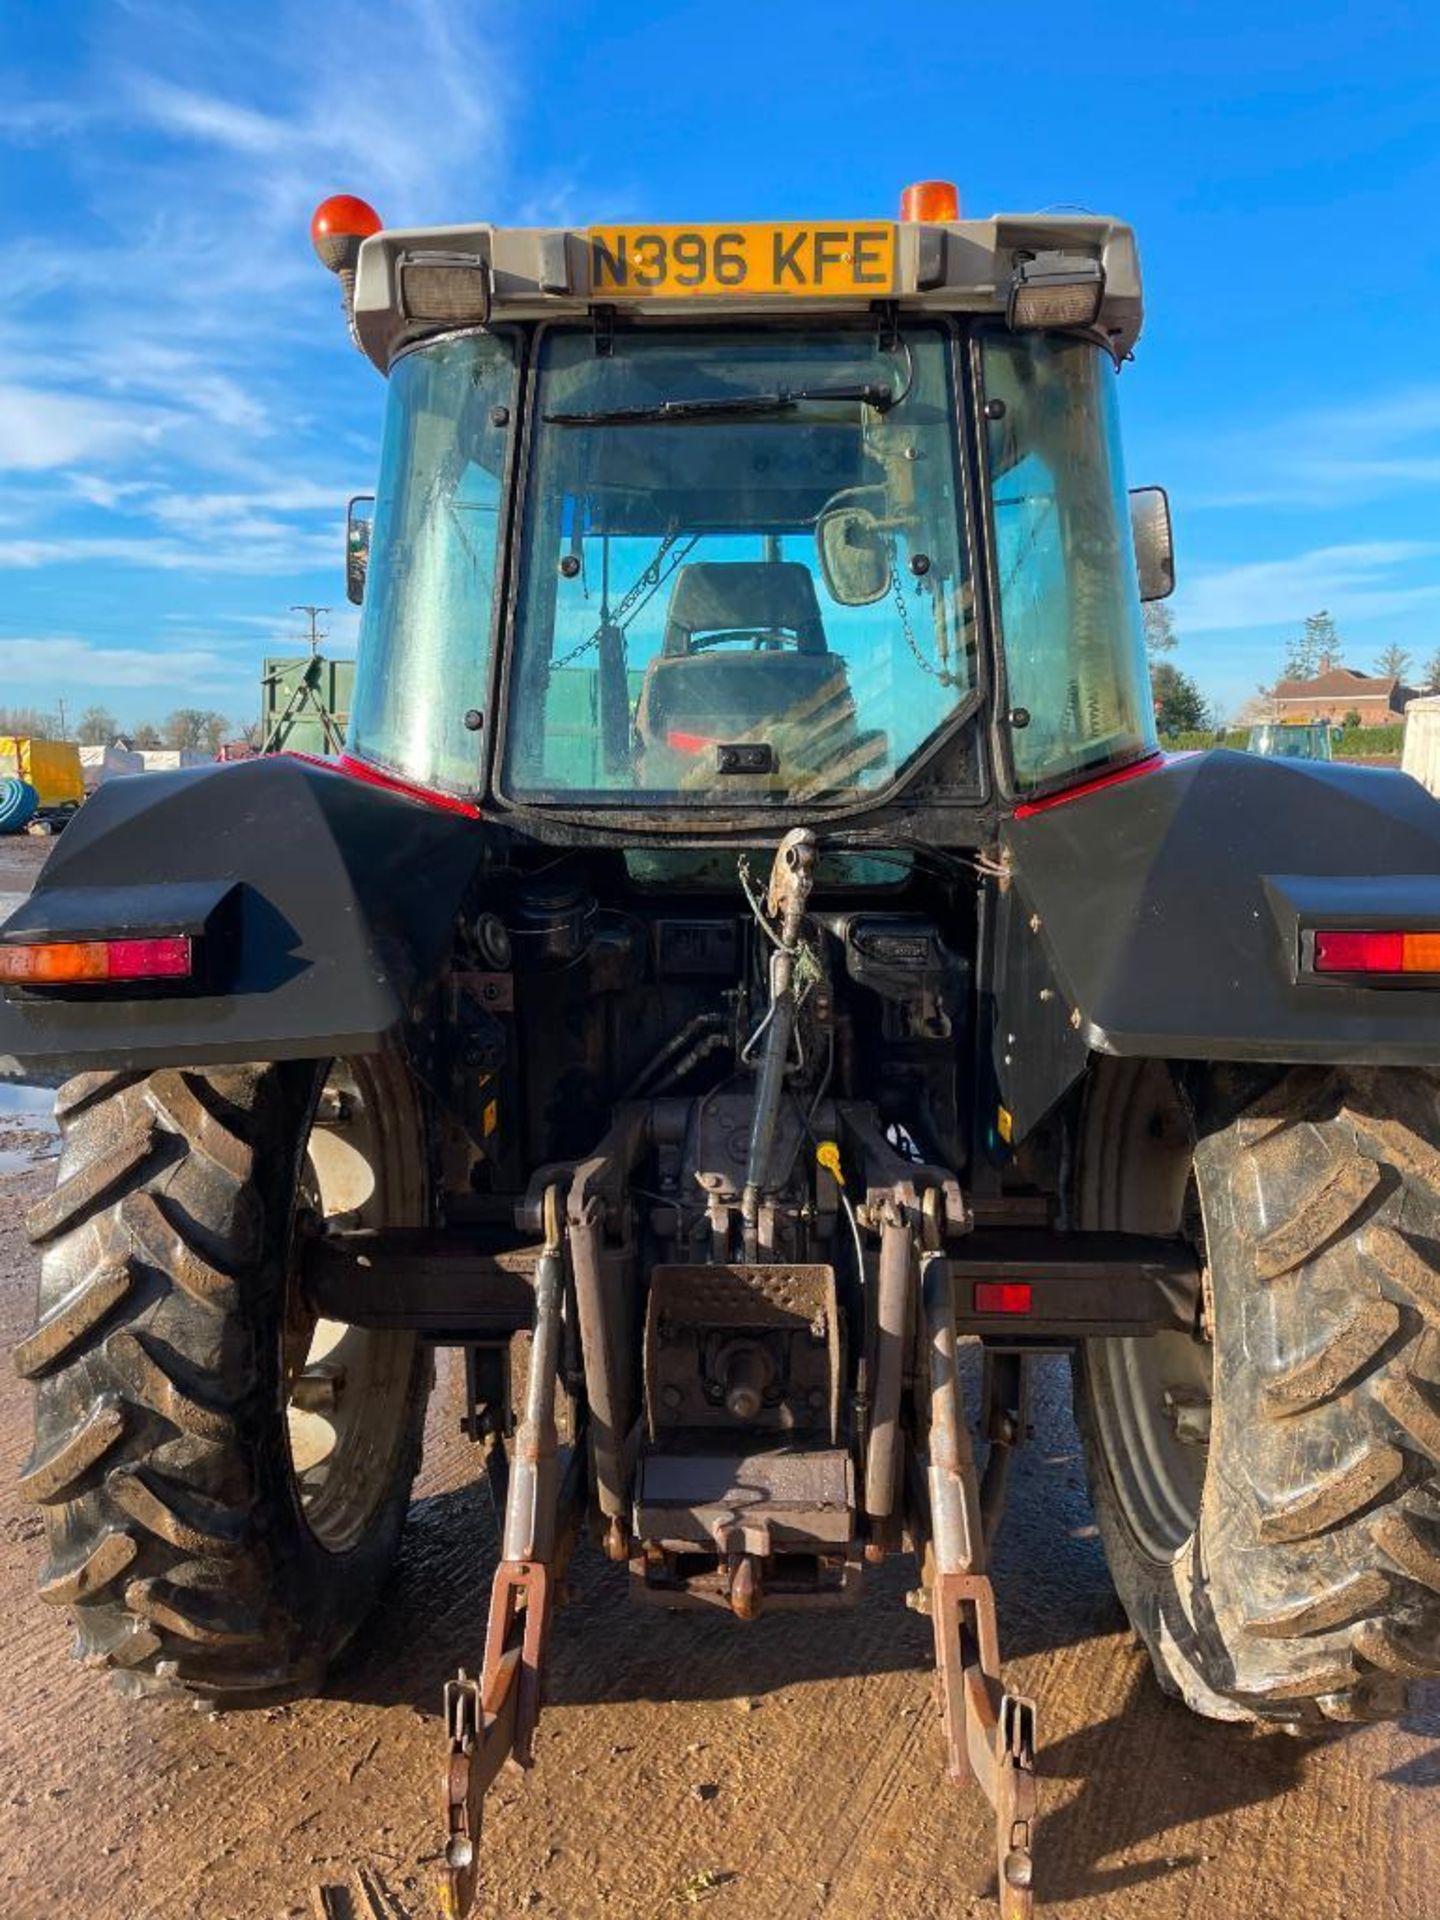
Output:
0,738,85,811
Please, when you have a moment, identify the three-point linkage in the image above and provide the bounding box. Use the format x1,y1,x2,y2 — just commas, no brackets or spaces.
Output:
440,1185,571,1920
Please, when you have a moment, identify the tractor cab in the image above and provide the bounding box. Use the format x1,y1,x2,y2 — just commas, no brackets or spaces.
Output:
1246,721,1334,762
323,191,1171,824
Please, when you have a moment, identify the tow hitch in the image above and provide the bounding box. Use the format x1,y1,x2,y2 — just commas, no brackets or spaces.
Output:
440,1186,573,1920
922,1252,1037,1918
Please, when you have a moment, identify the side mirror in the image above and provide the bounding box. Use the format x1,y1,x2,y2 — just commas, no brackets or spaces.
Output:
346,495,374,606
1130,485,1175,602
816,501,891,606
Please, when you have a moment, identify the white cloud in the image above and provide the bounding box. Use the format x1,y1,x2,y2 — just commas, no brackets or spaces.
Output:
146,481,348,528
64,474,165,509
0,385,178,470
1189,386,1440,510
122,3,507,233
129,78,289,158
0,99,92,142
0,3,531,611
0,531,334,574
0,636,231,690
1176,541,1440,632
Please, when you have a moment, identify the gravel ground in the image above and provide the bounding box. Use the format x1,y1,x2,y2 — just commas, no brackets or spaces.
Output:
0,834,51,909
0,826,1435,1920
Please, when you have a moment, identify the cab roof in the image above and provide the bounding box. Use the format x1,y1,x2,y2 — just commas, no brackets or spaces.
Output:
348,212,1143,371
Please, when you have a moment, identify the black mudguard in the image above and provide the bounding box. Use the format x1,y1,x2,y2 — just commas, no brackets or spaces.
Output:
0,757,483,1078
992,750,1440,1139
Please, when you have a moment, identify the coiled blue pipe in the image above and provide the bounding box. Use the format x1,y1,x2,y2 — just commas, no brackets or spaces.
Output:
0,778,39,834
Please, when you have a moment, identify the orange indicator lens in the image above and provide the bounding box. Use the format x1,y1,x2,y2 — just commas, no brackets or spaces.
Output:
899,180,961,223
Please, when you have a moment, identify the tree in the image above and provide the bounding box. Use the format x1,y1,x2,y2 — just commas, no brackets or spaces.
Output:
160,708,230,754
1306,609,1343,673
161,708,208,750
0,705,60,738
1375,643,1413,684
1235,689,1278,727
1151,661,1210,735
75,705,117,746
131,721,163,749
1425,650,1440,693
1281,627,1316,682
1143,601,1177,658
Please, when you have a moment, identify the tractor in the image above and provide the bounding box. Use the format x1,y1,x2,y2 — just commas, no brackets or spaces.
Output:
8,178,1440,1920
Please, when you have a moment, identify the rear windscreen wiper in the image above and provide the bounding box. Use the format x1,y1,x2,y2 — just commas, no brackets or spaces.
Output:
543,381,897,426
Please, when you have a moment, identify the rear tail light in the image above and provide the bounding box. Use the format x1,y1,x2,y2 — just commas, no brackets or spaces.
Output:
1312,930,1440,975
0,936,192,987
972,1281,1033,1316
665,730,716,755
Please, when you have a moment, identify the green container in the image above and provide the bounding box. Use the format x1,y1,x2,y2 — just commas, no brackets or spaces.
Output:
540,666,647,787
260,656,356,758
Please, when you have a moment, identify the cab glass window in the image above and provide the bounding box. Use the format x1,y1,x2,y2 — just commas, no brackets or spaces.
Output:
505,326,974,808
349,332,515,793
981,334,1155,792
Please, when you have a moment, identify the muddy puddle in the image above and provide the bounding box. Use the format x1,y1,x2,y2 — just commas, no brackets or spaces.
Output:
0,1082,57,1175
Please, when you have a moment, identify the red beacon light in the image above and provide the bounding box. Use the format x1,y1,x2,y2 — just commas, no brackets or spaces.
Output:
309,194,383,274
899,179,961,223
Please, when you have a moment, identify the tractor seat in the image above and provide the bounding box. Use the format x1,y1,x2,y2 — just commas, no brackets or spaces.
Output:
638,561,858,770
661,561,828,656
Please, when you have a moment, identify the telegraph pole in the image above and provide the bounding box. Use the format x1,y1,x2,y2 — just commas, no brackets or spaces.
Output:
290,605,330,657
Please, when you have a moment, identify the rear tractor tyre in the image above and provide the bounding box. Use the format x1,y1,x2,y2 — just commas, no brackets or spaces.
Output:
17,1057,430,1699
1077,1060,1440,1727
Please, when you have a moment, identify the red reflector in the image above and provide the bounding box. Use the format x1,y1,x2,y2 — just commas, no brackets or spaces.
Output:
666,730,715,755
107,937,193,980
1314,930,1403,972
1312,930,1440,974
973,1281,1033,1316
0,935,192,986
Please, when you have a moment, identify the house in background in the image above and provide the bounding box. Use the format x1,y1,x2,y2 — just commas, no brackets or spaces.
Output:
1270,667,1415,726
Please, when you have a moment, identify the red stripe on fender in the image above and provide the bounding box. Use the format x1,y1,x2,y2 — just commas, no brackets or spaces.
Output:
285,750,482,819
1012,752,1165,819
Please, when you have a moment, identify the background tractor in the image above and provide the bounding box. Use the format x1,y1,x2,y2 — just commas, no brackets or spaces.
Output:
7,178,1440,1920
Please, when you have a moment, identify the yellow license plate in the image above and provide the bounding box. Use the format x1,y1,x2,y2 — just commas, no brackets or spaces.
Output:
587,222,897,299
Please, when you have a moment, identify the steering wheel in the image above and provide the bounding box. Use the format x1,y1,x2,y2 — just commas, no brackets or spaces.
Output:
688,628,792,654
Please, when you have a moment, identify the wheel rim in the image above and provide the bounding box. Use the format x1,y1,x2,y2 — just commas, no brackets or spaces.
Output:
1089,1326,1213,1561
283,1060,420,1554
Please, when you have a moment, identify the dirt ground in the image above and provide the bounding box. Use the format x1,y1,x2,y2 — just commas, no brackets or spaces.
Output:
0,827,1436,1920
0,833,52,901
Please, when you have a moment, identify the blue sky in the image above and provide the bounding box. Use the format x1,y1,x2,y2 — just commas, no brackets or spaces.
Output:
1,0,1437,727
